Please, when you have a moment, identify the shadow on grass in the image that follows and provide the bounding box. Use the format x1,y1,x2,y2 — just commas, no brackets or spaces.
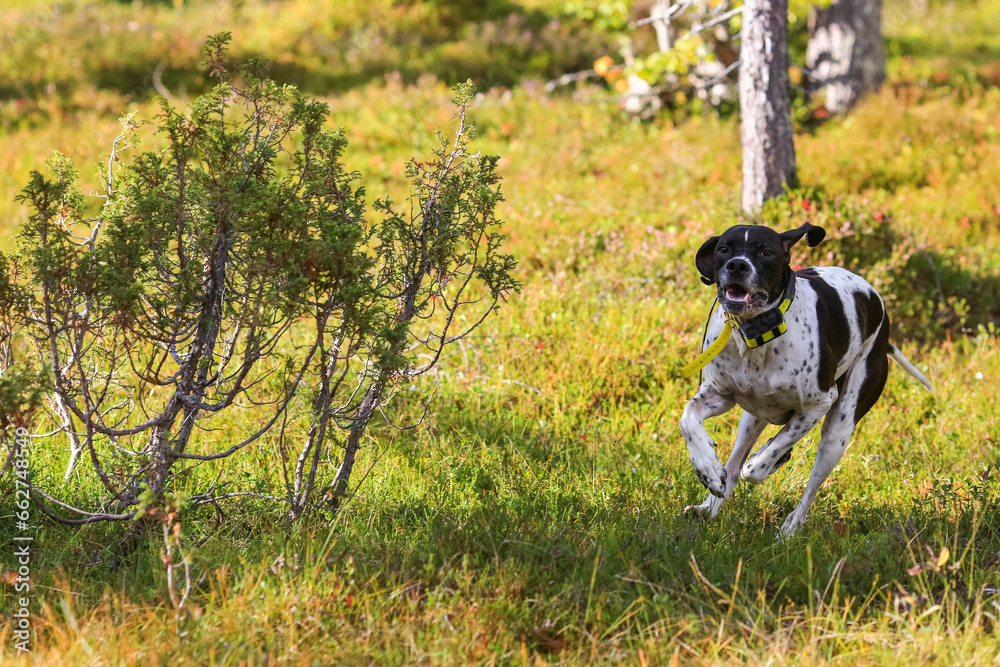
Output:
335,407,1000,609
6,400,999,658
3,1,610,109
304,453,1000,656
888,33,1000,69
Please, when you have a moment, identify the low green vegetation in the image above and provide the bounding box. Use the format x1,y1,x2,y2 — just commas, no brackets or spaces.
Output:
2,0,1000,664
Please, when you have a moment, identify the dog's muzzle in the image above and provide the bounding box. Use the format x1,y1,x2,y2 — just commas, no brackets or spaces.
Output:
719,258,766,314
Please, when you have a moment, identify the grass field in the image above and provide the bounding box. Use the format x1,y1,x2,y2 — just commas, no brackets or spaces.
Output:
3,0,1000,664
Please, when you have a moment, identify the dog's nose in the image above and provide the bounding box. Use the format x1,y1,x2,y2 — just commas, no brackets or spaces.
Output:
725,258,750,276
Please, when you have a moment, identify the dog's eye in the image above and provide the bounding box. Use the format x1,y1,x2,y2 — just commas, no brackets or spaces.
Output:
718,246,730,255
760,248,774,258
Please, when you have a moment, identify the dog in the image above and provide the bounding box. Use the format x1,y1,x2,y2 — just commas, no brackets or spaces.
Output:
679,222,934,535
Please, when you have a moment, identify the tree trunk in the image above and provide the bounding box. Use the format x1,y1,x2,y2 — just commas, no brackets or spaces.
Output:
650,0,672,52
806,0,886,114
325,385,380,514
739,0,797,213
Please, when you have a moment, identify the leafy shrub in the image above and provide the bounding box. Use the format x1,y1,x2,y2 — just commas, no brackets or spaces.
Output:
3,34,519,535
563,0,824,115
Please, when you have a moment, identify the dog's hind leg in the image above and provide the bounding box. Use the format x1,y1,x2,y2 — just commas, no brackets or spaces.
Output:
686,410,767,518
779,403,856,536
740,399,832,486
780,339,889,536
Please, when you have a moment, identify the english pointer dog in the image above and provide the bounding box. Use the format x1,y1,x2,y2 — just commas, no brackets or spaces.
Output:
679,223,934,535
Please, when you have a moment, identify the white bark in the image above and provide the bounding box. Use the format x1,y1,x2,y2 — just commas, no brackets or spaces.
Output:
807,0,886,113
650,0,673,52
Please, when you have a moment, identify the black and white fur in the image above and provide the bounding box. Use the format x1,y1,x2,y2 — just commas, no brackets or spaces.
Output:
680,223,934,535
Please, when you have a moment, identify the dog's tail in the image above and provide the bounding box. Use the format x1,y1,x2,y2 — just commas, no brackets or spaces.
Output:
888,344,935,393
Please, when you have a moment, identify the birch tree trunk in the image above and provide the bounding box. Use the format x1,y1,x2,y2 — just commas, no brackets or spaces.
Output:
739,0,797,213
806,0,886,114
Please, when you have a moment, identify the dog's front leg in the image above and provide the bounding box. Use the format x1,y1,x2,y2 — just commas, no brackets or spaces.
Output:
686,410,768,517
679,389,735,498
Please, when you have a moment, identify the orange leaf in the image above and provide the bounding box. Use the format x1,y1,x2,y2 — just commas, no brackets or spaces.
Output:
594,56,614,76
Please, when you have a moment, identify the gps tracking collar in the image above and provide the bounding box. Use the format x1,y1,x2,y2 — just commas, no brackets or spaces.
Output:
733,269,796,348
681,269,797,379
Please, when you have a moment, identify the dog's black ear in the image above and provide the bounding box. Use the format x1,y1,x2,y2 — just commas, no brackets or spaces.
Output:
779,223,825,253
695,235,720,286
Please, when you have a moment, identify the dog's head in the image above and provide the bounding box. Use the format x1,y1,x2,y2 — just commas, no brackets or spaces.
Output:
695,223,825,317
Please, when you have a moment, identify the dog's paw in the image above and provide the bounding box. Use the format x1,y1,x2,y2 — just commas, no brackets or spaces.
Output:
740,448,764,484
740,457,768,485
683,494,723,519
690,454,727,498
779,511,807,537
741,439,789,485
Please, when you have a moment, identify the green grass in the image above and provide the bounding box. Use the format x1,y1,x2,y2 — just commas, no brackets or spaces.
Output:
4,0,1000,664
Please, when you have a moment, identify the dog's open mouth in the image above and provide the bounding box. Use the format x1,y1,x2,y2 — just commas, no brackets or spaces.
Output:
725,285,749,301
722,284,766,309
